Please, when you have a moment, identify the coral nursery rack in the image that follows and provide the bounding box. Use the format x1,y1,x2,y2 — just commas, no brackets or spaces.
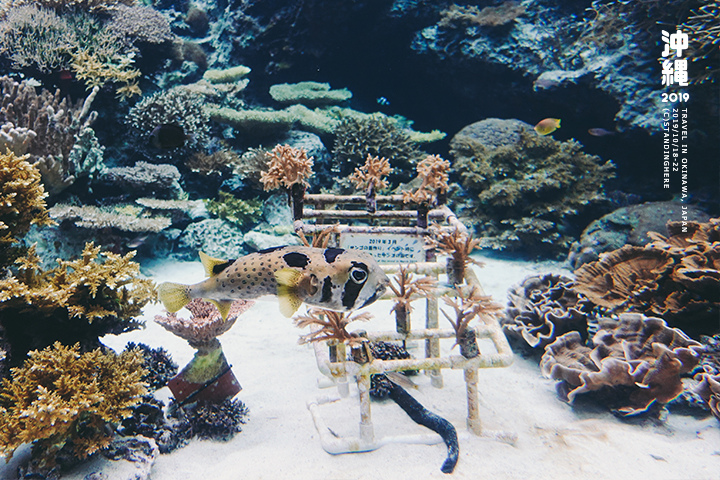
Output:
293,192,515,455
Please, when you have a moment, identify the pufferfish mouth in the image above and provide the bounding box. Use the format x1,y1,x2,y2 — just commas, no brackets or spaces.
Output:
359,277,389,309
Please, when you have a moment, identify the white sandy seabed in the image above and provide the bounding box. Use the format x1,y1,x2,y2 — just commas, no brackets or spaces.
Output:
2,255,719,480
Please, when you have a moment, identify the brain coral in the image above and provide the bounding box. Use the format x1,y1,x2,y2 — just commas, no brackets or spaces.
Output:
450,118,615,256
540,313,701,416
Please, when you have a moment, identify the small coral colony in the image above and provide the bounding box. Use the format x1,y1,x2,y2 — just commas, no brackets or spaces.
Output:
0,0,718,477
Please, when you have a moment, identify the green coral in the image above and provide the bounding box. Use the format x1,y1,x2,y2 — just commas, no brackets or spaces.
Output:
207,191,263,228
452,127,614,256
269,81,352,107
0,342,147,472
0,243,154,369
0,151,53,266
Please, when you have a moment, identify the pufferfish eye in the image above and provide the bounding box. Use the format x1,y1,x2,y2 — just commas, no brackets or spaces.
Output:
350,267,368,284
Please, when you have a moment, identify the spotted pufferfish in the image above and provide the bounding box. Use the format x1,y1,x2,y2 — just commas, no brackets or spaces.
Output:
157,246,390,319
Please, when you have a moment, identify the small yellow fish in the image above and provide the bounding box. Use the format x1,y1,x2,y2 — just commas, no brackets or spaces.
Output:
534,118,561,135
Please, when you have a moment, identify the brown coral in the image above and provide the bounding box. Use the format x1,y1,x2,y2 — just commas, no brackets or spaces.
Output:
694,371,720,421
441,285,502,358
540,313,701,415
0,151,52,265
439,1,526,28
402,154,450,206
573,245,673,310
502,274,593,352
429,225,483,285
259,144,314,191
0,243,154,369
154,298,254,350
0,342,146,471
388,265,437,334
294,308,372,347
574,219,720,336
350,154,392,209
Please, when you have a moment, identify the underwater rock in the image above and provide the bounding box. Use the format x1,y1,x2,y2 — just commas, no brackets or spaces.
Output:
568,202,711,269
540,313,701,416
242,230,302,252
175,218,246,260
99,162,184,200
451,118,614,257
502,273,593,355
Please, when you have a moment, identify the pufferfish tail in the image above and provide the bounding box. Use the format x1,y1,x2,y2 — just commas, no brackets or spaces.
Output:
157,282,191,313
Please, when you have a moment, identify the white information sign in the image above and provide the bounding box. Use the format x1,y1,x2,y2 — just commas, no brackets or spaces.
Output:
340,233,425,264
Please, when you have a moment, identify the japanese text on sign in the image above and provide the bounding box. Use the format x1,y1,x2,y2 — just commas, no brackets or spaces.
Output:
339,233,425,264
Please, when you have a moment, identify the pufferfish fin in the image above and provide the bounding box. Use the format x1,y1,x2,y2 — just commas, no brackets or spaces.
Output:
207,299,235,321
157,282,190,313
275,268,305,317
199,251,228,277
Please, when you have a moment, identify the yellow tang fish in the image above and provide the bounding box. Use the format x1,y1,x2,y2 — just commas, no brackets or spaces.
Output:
157,246,390,319
534,118,561,135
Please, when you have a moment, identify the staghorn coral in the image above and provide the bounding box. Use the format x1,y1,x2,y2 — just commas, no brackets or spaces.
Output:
451,119,614,256
402,154,450,206
574,218,720,336
260,144,314,191
502,273,594,354
0,151,52,266
0,342,147,472
294,308,373,347
0,122,36,155
429,225,483,286
269,81,352,107
441,285,502,358
540,313,701,416
154,298,253,351
388,265,436,334
0,243,153,369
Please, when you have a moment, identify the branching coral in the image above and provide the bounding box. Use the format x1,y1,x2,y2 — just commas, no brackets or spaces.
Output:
259,144,314,191
294,308,372,347
441,285,502,358
0,76,101,196
573,218,720,336
402,154,450,206
350,154,392,194
332,115,425,183
0,243,153,369
680,1,720,83
451,119,614,256
540,313,701,416
0,342,147,471
502,274,593,353
0,151,52,266
126,86,210,157
429,226,483,286
388,265,436,334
